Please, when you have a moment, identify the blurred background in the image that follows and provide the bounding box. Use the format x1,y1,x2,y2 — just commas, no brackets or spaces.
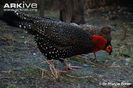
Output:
0,0,133,88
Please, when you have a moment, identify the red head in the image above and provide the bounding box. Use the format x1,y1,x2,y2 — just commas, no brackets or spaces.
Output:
91,35,112,55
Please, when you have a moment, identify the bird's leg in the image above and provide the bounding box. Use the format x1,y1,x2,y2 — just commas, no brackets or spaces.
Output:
94,52,96,59
90,52,98,62
46,60,59,78
94,52,99,62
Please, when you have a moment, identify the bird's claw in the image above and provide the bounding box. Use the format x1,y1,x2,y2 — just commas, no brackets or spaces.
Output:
70,65,82,69
64,64,82,72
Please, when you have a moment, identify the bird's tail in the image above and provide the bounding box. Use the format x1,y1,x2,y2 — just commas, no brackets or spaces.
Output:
0,11,60,29
0,11,33,30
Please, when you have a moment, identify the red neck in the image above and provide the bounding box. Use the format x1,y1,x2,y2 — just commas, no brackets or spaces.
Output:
91,35,107,52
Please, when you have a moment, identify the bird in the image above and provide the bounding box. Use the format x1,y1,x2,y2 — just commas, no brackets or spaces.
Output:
0,11,112,76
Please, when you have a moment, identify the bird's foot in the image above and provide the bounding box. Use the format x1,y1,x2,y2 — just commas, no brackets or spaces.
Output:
64,66,72,72
64,64,82,72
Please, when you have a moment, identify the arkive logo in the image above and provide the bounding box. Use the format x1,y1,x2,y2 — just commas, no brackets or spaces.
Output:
3,1,38,11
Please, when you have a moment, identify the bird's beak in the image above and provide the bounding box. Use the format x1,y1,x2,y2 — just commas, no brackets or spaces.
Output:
105,45,112,55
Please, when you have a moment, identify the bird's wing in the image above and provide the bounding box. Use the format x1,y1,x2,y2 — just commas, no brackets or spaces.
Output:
32,20,91,47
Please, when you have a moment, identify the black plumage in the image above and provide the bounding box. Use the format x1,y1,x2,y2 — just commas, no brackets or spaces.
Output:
33,21,94,61
1,11,94,62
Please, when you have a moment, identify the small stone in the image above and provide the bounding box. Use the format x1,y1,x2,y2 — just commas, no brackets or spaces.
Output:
33,53,36,56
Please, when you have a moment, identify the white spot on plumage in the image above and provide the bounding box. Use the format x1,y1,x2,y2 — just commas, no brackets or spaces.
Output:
56,50,59,52
33,53,36,56
16,12,19,15
53,48,56,50
23,26,26,28
19,25,22,28
23,17,26,19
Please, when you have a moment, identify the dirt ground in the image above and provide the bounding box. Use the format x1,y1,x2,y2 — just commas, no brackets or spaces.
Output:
0,7,133,88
